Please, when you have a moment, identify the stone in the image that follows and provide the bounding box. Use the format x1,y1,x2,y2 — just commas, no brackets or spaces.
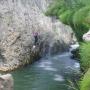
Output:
83,30,90,41
0,74,14,90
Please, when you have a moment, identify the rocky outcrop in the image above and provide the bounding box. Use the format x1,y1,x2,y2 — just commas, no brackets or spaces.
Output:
69,42,79,59
83,30,90,41
0,0,75,71
0,74,13,90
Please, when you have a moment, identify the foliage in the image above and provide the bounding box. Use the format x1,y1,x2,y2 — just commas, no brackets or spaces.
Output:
80,42,90,71
71,24,88,41
59,10,74,24
46,0,90,41
80,68,90,90
45,0,65,16
73,6,90,25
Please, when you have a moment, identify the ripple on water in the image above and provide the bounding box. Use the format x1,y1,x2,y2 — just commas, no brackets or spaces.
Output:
74,62,80,68
44,66,57,71
52,52,70,59
38,61,52,68
54,74,64,82
37,61,57,71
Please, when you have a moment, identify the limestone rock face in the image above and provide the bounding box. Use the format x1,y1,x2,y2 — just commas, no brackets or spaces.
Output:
0,74,13,90
83,30,90,41
0,0,74,71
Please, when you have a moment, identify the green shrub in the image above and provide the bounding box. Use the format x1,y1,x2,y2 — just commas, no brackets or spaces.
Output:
71,24,88,42
57,8,66,16
84,11,90,28
80,42,90,70
59,10,74,24
80,68,90,90
73,6,90,25
45,0,64,16
81,0,90,5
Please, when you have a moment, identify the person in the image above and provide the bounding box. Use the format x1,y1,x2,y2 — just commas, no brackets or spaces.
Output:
33,31,39,49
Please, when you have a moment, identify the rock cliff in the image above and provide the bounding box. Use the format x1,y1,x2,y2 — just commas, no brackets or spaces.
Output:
0,0,75,71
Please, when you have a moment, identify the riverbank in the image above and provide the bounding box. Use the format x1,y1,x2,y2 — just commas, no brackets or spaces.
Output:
0,74,13,90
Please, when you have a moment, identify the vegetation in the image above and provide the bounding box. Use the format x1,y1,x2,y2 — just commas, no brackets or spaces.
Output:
80,42,90,71
80,68,90,90
79,42,90,90
46,0,90,41
79,42,90,89
46,0,90,90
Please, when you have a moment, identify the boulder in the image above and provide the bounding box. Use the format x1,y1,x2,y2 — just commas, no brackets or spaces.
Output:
0,74,13,90
83,30,90,41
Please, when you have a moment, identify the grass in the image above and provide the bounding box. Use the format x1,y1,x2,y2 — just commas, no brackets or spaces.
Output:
80,68,90,90
80,42,90,71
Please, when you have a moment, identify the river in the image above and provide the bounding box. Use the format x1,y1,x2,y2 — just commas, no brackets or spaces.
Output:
11,51,80,90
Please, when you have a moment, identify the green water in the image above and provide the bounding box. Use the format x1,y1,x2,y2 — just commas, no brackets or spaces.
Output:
11,52,80,90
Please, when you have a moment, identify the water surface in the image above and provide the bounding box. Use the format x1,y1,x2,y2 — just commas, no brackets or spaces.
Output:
11,52,80,90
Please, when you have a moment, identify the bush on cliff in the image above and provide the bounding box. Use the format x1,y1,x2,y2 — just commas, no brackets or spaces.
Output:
80,42,90,71
80,68,90,90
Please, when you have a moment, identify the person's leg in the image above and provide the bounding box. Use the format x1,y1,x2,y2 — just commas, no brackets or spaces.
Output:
34,36,38,45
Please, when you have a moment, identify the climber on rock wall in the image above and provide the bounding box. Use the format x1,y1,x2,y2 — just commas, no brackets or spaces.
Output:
33,31,39,49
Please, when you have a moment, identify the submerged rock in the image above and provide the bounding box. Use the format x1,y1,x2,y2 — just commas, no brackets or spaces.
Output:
0,0,75,71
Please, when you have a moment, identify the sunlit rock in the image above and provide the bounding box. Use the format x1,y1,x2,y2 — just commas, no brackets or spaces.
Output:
83,30,90,41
